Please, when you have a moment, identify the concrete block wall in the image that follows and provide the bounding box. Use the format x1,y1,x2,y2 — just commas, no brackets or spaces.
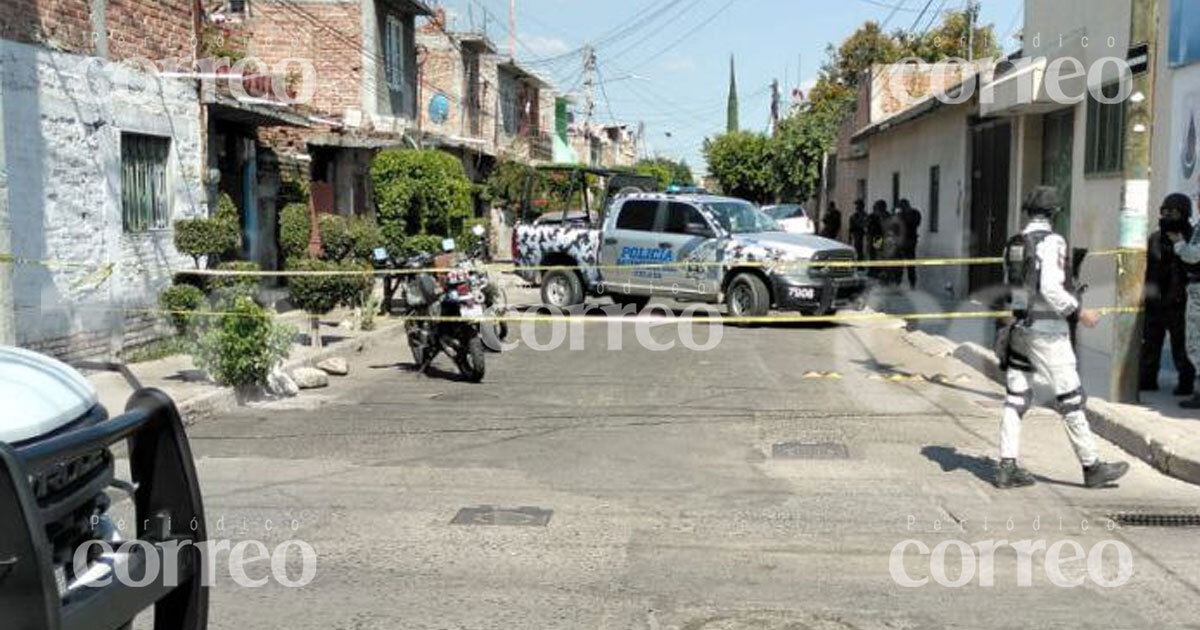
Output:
1,40,206,360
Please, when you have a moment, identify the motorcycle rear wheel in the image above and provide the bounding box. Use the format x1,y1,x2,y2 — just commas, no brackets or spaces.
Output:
457,335,486,382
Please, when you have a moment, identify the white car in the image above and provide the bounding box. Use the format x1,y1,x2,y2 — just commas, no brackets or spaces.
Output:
763,204,815,234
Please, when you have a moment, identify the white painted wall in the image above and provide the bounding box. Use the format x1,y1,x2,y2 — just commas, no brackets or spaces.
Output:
864,104,972,300
0,40,205,358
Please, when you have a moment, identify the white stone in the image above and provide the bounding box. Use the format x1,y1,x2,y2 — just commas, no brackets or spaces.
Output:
291,367,329,389
267,368,299,398
316,357,349,376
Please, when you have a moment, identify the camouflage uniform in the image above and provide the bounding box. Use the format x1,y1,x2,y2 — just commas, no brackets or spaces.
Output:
1174,230,1200,370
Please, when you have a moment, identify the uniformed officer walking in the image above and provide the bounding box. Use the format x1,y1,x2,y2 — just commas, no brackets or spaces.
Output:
995,187,1129,489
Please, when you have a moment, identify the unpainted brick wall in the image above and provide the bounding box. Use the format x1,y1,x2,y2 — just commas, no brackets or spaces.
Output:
248,0,365,117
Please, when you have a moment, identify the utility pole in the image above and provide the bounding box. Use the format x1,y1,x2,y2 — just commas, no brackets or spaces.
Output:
1112,0,1158,402
509,0,516,57
582,46,597,133
769,79,781,134
966,0,975,61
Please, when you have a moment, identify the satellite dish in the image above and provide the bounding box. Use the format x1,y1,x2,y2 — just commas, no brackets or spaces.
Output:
429,93,451,124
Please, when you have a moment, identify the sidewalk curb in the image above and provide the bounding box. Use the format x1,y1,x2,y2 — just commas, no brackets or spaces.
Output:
942,337,1200,486
177,322,403,425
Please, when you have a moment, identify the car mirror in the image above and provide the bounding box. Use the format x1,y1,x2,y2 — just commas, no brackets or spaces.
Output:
685,222,714,238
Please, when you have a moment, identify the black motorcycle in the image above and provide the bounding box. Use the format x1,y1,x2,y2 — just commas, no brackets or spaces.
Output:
401,249,487,383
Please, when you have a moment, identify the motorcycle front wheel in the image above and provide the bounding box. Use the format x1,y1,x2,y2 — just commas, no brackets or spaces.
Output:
456,335,486,382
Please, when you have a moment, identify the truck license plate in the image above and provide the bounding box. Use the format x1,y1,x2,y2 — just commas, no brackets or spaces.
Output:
788,287,817,301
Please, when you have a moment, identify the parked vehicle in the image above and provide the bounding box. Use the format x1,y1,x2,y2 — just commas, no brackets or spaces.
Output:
514,192,866,317
401,241,487,382
510,165,658,285
461,224,510,352
0,347,208,629
763,204,816,235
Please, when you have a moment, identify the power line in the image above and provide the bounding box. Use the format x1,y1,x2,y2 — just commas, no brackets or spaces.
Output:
625,0,740,70
908,0,937,33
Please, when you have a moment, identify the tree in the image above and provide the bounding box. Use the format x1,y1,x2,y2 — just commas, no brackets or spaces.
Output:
772,91,855,202
371,149,473,255
702,132,774,204
635,157,695,189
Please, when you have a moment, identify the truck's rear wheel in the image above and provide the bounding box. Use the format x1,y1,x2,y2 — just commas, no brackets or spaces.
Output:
726,273,770,322
541,269,583,308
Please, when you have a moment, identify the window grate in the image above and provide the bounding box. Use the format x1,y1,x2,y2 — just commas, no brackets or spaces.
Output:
1085,83,1126,175
121,133,170,232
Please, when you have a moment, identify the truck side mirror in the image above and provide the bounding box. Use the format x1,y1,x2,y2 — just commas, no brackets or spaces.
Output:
685,222,714,238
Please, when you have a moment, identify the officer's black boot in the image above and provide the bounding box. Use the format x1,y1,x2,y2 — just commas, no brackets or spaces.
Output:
1083,461,1130,488
994,458,1037,489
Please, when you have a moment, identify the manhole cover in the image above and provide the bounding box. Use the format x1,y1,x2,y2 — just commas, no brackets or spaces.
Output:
771,441,849,459
1109,512,1200,527
450,505,553,526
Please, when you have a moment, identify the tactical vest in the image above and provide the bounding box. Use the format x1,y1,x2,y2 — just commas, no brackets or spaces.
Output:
1003,229,1074,326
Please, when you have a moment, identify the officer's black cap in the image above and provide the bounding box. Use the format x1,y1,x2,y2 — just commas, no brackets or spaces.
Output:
1022,186,1061,215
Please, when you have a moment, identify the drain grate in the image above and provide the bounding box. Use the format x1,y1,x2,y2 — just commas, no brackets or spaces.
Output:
771,441,849,460
1109,512,1200,528
450,505,553,526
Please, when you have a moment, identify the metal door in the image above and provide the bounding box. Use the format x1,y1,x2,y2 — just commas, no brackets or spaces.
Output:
968,121,1012,293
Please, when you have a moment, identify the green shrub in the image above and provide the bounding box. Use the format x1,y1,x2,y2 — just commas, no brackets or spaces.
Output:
210,261,261,304
317,214,353,262
396,234,444,259
286,258,343,315
159,284,205,335
280,203,312,261
338,260,375,308
346,216,384,261
174,193,243,267
371,149,472,256
192,297,294,390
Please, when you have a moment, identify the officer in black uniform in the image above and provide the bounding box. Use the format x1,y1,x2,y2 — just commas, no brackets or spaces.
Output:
848,199,868,260
1140,193,1196,395
994,187,1130,489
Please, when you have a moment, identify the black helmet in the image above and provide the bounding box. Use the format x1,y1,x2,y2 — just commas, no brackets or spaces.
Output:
1022,186,1061,217
1162,192,1193,216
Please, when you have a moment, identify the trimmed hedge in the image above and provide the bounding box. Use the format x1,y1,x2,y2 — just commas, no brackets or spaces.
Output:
159,284,205,335
174,193,242,268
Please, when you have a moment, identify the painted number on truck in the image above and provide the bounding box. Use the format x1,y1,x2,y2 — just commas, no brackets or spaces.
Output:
788,287,817,300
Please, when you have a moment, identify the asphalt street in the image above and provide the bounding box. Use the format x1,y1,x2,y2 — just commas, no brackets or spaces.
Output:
175,307,1200,629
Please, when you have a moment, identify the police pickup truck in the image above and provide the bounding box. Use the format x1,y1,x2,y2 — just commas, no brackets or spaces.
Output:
514,192,867,316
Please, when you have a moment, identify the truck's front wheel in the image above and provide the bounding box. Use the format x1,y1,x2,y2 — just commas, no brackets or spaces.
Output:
726,272,770,321
541,270,583,308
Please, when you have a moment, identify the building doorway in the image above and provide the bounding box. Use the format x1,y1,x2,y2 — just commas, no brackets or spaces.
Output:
968,120,1012,294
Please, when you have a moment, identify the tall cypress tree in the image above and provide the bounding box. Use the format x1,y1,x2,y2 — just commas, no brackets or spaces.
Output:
726,54,739,133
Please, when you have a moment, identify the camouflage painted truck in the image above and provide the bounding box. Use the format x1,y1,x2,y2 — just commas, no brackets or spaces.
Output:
514,189,868,317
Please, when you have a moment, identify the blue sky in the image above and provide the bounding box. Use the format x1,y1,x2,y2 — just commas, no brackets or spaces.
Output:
435,0,1025,174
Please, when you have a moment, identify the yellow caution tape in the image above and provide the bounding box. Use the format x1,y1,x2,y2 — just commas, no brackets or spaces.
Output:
1,248,1146,277
59,304,1142,325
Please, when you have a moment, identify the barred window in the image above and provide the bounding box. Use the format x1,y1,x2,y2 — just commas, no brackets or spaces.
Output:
384,14,406,93
121,133,170,232
1085,83,1126,175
